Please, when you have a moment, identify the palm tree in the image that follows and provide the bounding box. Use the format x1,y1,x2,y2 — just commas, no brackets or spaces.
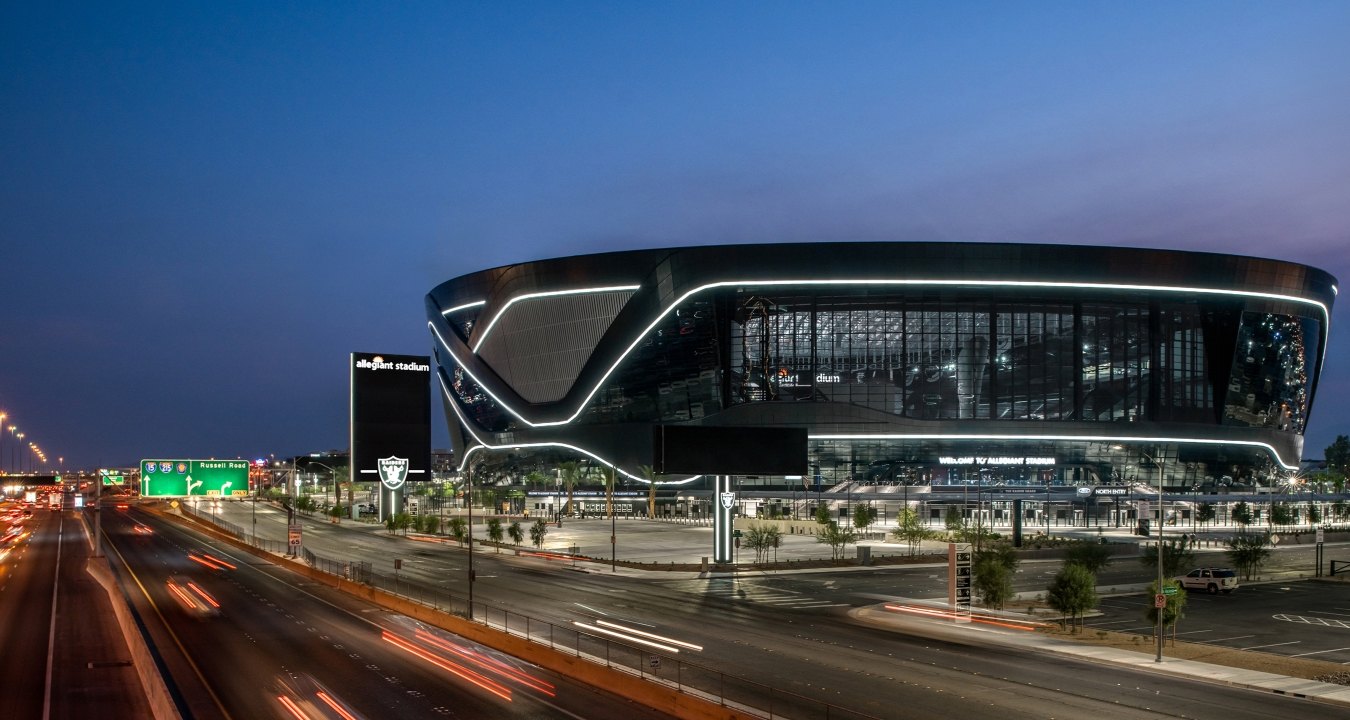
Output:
639,464,659,518
486,517,504,552
558,461,582,516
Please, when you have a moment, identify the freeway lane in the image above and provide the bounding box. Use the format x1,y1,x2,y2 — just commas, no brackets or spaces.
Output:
1,507,150,720
103,506,674,720
0,508,53,720
207,500,1344,719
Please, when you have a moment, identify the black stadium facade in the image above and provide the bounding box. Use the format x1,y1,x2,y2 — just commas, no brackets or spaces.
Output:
426,243,1336,502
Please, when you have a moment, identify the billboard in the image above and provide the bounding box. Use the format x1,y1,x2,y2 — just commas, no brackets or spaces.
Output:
140,459,249,497
652,425,808,475
350,352,431,490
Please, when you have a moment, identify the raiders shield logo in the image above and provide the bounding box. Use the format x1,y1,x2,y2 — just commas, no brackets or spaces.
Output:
378,456,410,490
719,492,735,510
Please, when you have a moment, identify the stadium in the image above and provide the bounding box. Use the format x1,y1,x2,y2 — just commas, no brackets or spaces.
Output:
425,242,1335,521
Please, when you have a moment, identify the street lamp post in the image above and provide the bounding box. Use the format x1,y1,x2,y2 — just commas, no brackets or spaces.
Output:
1141,450,1165,663
304,460,340,521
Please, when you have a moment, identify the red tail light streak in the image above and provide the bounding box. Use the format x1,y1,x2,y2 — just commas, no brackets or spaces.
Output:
188,552,237,571
412,629,555,696
381,631,513,701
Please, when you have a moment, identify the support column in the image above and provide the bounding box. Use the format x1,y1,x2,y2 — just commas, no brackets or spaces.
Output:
713,475,734,564
379,485,404,524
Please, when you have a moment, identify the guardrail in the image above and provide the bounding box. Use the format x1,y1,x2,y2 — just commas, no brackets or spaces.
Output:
179,502,880,720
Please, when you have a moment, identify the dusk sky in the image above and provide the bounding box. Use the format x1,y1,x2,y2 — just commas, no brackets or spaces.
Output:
2,2,1347,470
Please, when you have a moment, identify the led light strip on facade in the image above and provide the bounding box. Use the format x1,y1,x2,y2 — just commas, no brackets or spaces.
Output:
439,374,702,485
440,300,486,316
809,433,1300,471
469,284,642,352
431,276,1330,431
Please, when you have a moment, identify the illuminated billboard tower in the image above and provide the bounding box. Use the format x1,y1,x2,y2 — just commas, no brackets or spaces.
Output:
350,352,431,523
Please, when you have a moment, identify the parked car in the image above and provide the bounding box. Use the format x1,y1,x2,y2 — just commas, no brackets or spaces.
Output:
1175,567,1239,594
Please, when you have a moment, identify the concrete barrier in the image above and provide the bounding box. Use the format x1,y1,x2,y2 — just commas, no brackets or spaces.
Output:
86,558,183,720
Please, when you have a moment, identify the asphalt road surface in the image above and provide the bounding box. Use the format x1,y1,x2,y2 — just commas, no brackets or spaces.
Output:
0,506,150,720
195,500,1341,719
101,506,675,720
1088,580,1350,662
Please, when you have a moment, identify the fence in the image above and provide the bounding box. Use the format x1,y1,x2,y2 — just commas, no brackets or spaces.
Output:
179,502,880,720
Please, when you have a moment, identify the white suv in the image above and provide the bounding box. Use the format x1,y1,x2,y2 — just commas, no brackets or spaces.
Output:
1176,568,1239,594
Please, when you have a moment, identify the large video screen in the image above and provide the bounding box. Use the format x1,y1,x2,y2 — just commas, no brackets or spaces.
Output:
652,425,807,475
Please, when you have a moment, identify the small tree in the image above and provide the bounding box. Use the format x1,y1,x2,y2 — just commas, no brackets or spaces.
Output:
1195,502,1216,526
530,518,549,548
1064,541,1113,576
1232,501,1254,527
815,503,833,526
385,514,397,534
1270,503,1295,526
973,552,1015,610
328,503,345,522
507,520,525,546
1046,564,1097,632
1145,578,1187,644
1226,532,1272,581
1139,537,1194,578
816,521,856,561
853,503,877,533
944,505,965,535
1307,502,1322,524
423,515,441,535
891,507,931,556
486,517,504,551
393,512,413,536
744,523,778,564
448,516,468,546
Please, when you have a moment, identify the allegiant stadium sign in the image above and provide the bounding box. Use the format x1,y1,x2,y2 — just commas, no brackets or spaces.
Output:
938,456,1057,466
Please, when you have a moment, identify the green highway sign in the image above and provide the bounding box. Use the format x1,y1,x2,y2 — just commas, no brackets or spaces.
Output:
1163,586,1178,595
140,459,249,497
101,473,126,486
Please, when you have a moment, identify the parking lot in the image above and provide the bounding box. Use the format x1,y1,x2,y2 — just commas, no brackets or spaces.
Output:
1086,579,1350,663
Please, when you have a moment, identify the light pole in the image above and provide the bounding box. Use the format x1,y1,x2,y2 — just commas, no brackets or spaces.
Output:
1141,449,1165,663
0,413,7,474
304,460,340,521
16,433,24,473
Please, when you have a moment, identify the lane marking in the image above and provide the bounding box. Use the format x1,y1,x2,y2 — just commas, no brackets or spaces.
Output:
1239,641,1300,650
42,514,63,720
1291,646,1350,658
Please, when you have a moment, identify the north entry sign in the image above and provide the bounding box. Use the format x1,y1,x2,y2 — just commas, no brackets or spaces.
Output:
140,459,249,497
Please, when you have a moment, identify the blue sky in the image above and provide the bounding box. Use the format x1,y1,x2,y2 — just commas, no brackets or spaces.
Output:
2,2,1347,469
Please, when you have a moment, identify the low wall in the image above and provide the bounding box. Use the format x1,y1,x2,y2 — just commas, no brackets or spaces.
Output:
86,558,183,720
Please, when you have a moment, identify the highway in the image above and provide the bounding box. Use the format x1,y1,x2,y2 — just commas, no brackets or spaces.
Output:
99,505,674,720
0,505,150,720
200,500,1339,719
